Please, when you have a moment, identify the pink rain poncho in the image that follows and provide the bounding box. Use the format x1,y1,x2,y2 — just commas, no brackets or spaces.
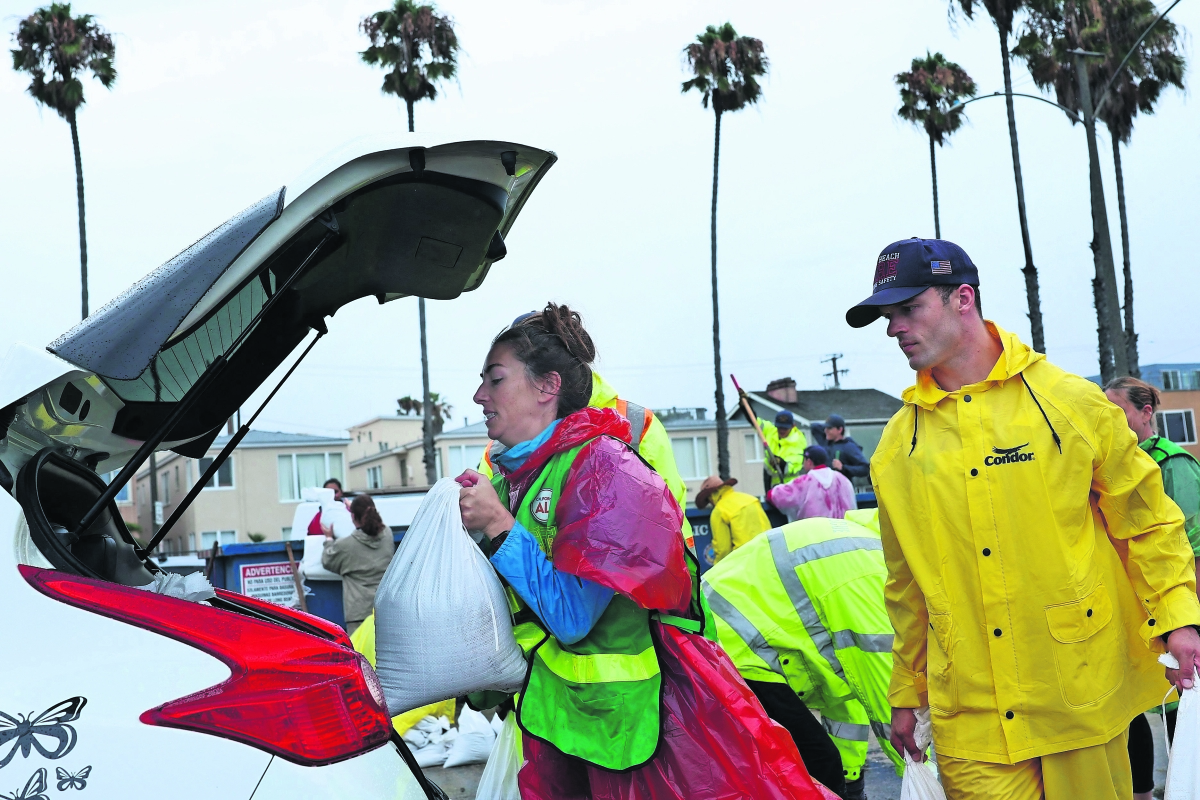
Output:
495,408,836,800
768,467,858,522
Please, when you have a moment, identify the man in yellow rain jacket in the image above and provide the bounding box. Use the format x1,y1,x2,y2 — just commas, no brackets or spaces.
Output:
846,237,1200,800
695,475,770,563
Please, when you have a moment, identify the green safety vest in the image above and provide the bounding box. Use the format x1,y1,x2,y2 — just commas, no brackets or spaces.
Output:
701,517,902,781
1144,435,1200,468
488,439,664,771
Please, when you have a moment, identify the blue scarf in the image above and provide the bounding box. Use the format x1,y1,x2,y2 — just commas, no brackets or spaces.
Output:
494,419,561,473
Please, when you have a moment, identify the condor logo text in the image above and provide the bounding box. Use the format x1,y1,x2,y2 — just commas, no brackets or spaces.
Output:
984,443,1035,466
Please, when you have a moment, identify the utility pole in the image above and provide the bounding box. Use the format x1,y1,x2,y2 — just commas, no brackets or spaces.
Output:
822,354,849,389
1070,45,1128,382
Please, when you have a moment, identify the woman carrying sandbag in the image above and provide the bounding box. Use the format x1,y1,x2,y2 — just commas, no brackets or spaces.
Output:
456,303,835,800
321,493,395,634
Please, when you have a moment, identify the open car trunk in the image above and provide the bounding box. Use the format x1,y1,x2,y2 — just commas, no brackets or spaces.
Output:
0,135,555,587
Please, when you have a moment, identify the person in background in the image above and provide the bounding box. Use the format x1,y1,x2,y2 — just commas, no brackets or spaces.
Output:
703,516,904,800
768,445,858,522
810,421,828,449
1105,375,1200,800
696,475,771,563
822,415,870,481
457,303,829,799
847,236,1200,800
321,493,395,635
311,477,351,537
760,409,808,493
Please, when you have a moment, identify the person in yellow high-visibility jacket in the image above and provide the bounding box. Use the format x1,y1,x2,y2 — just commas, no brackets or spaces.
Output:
846,236,1200,800
759,409,807,492
703,516,903,800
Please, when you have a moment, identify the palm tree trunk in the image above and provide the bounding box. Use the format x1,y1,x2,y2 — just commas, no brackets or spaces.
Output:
420,297,437,484
69,109,88,320
408,103,436,484
1073,52,1128,382
711,109,729,480
999,32,1045,354
1111,132,1139,377
929,135,940,239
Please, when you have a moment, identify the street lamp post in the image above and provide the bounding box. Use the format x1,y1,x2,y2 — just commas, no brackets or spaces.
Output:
1070,47,1128,380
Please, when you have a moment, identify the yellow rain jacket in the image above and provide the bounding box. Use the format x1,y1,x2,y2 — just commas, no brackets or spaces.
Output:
708,484,771,562
873,322,1200,764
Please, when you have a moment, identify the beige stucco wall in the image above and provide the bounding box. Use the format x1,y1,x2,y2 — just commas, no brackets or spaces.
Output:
136,440,348,554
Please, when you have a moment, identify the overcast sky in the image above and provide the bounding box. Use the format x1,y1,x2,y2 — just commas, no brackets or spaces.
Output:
2,0,1198,438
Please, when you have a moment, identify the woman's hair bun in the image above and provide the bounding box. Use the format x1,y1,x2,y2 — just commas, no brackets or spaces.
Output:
540,303,596,365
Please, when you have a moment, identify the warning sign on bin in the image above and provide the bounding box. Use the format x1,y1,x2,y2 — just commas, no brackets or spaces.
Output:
239,562,300,608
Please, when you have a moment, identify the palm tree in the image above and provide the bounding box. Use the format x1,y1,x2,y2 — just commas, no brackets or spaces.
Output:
682,23,767,481
895,52,977,238
1015,0,1183,378
954,0,1047,354
361,1,458,485
397,392,452,434
11,3,115,320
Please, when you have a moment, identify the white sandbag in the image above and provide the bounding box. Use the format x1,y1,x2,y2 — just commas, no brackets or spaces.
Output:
1162,654,1200,800
477,713,523,800
406,715,456,767
135,571,216,603
444,707,497,769
375,478,528,716
899,707,947,800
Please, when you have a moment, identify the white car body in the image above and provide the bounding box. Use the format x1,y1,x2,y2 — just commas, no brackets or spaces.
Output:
0,134,554,799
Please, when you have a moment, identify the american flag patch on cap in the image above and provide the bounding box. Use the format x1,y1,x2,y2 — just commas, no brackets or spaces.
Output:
931,260,952,274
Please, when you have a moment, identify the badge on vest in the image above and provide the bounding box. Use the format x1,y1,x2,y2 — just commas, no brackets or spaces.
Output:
531,488,553,524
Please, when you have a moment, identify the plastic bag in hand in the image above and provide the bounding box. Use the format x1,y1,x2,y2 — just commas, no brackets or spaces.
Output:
476,713,523,800
374,478,527,716
444,706,498,769
899,708,947,800
1162,654,1200,800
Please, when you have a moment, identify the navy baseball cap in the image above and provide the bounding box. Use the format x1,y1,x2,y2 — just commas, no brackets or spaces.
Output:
846,238,979,328
824,414,845,429
775,410,795,425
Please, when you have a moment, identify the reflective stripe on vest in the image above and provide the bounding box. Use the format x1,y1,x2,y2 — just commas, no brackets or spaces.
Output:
615,399,649,454
536,638,659,684
704,586,786,676
768,533,885,681
832,630,894,653
823,718,871,742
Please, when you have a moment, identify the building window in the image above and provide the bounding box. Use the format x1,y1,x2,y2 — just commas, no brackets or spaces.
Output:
198,456,235,489
447,444,487,477
277,452,346,501
671,436,711,480
200,530,237,550
282,526,293,540
188,533,196,552
1157,410,1197,445
159,472,170,505
1162,370,1200,391
367,465,383,490
399,457,408,487
104,471,132,504
744,434,763,463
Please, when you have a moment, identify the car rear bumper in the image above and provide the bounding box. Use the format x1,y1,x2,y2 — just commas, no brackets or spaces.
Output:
251,742,427,799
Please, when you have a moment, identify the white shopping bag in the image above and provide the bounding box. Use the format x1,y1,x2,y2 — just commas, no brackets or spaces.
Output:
1162,654,1200,800
374,478,528,716
477,713,523,800
899,707,947,800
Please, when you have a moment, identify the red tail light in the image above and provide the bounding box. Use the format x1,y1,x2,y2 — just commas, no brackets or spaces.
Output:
20,565,390,765
213,587,355,649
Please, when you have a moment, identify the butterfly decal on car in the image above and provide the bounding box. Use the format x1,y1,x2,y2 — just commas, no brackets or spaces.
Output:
0,768,49,800
55,767,90,792
0,698,87,768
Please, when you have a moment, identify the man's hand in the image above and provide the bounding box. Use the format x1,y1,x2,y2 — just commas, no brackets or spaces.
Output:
890,707,925,762
831,458,844,471
456,469,514,540
1166,626,1200,691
